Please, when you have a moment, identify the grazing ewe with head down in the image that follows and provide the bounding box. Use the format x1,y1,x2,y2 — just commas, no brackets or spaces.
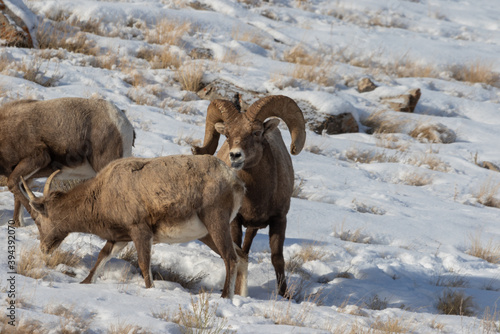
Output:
0,97,135,226
21,155,246,299
192,95,306,297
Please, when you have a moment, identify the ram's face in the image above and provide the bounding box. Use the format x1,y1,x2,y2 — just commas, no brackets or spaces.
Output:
226,121,265,170
215,118,280,170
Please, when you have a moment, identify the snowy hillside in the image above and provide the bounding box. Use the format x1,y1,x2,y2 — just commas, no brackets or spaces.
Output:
1,0,500,333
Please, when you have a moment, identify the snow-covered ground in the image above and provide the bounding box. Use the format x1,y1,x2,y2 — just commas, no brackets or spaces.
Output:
1,0,500,333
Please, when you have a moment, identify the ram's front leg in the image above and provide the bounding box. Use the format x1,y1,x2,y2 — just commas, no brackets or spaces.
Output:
269,216,288,298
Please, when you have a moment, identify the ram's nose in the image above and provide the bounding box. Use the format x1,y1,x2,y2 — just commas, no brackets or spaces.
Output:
229,150,245,170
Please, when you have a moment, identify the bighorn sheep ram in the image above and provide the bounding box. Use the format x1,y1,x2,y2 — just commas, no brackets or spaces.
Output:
192,95,306,297
21,155,246,299
0,97,135,227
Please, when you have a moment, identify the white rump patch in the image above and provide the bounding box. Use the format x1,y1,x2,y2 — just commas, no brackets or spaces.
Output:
59,159,96,179
153,214,208,244
105,101,135,157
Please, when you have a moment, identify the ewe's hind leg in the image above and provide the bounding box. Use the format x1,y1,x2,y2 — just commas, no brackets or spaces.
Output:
13,179,34,226
131,228,154,288
13,196,25,227
81,241,128,284
199,207,239,299
9,149,50,227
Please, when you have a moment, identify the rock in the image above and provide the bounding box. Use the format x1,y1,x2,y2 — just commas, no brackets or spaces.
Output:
481,161,500,172
0,0,38,48
381,88,421,113
310,113,359,135
198,79,359,135
189,47,214,60
197,79,261,110
357,77,377,93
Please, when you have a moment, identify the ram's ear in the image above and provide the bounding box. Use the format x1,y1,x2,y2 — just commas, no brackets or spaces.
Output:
214,122,227,136
263,118,280,135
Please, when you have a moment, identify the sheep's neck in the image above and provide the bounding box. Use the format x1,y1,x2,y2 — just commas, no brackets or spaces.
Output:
50,181,103,235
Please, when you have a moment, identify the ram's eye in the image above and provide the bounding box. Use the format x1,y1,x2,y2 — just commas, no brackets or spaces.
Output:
253,131,262,137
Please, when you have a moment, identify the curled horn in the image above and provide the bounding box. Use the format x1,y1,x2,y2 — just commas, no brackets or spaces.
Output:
20,176,37,202
192,100,240,155
245,95,306,155
43,170,61,197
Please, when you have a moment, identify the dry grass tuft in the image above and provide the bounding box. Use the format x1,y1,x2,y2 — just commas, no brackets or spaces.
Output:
363,110,410,134
396,171,433,187
288,63,335,87
231,25,270,49
3,54,63,87
378,56,438,79
292,175,306,198
370,316,413,333
467,232,500,264
353,198,385,215
144,18,191,46
409,123,456,144
363,294,389,310
284,44,321,66
333,221,372,244
91,51,120,70
344,147,402,164
137,47,183,69
481,306,500,334
17,245,80,279
173,132,202,148
475,178,500,209
43,303,93,333
433,273,469,288
175,290,231,334
406,152,450,172
375,134,410,152
447,59,499,87
263,288,318,327
0,314,46,334
281,44,336,86
176,62,205,92
108,322,150,334
286,242,327,281
436,289,475,316
37,19,98,56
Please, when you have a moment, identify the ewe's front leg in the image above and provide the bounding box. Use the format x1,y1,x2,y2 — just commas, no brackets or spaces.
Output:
81,241,128,284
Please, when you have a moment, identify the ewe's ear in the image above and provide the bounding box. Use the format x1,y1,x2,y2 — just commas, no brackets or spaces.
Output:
263,118,280,135
30,201,47,217
214,122,226,135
